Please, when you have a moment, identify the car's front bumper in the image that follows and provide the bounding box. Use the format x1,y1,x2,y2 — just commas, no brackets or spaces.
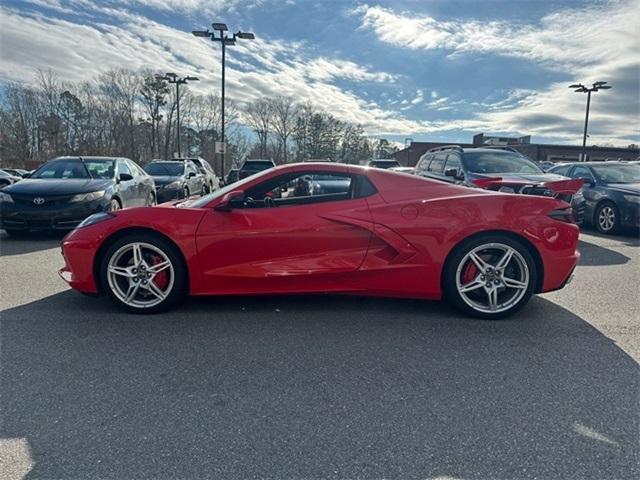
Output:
1,198,110,231
155,187,183,204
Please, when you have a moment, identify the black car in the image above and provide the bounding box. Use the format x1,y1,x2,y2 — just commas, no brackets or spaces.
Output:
225,168,240,186
0,156,155,234
367,159,400,169
238,159,275,180
548,162,640,234
144,160,206,203
0,169,21,188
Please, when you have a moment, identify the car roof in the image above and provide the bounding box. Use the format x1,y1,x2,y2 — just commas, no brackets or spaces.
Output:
51,156,119,161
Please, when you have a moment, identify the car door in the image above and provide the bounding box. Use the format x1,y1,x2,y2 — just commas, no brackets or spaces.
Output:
195,170,374,294
424,153,447,182
442,153,463,184
116,159,136,207
569,165,599,205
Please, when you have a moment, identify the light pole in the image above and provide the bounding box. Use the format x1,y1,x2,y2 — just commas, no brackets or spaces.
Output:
156,73,199,158
192,23,255,177
569,81,612,161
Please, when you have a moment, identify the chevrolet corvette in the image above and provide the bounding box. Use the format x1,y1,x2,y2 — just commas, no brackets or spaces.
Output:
59,163,580,319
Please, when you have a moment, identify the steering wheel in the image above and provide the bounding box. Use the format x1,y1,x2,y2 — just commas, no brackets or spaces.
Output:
263,196,276,208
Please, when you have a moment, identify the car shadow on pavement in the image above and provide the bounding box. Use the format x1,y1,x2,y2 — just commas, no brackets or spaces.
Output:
0,231,65,257
1,291,638,479
580,226,640,247
577,239,631,266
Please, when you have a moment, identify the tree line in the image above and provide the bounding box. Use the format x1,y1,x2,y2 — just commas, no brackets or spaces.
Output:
0,69,399,173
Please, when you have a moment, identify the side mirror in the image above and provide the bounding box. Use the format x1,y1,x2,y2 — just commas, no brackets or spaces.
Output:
214,190,245,211
118,173,133,182
188,172,196,178
445,168,462,179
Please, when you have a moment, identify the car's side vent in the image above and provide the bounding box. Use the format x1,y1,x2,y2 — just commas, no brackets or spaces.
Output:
548,207,575,223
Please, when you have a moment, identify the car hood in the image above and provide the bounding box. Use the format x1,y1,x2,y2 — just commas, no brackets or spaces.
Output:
151,175,181,186
469,172,582,195
3,178,112,196
607,183,640,195
471,172,568,183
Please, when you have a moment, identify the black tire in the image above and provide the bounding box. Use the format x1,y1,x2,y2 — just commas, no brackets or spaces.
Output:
182,187,189,199
3,229,27,238
109,197,122,211
594,201,620,234
99,232,187,314
442,234,537,320
146,191,156,206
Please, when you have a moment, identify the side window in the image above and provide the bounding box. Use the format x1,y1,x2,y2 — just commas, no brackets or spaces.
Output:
127,160,144,177
571,166,594,181
551,164,571,176
444,154,462,173
244,172,354,208
117,160,132,178
415,155,430,176
428,153,447,173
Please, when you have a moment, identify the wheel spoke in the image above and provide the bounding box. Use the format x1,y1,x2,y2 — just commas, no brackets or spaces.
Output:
125,281,141,302
488,288,499,311
469,252,489,271
144,280,166,300
148,260,171,274
132,243,143,266
108,266,133,278
459,278,485,293
496,248,514,270
503,277,528,289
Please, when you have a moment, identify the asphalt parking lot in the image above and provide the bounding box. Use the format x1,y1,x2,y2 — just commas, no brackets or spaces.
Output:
1,228,638,479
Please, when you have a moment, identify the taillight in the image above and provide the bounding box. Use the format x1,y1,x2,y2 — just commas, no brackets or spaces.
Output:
548,207,575,223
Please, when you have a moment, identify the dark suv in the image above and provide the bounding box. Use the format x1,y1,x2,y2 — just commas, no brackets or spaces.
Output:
238,159,276,180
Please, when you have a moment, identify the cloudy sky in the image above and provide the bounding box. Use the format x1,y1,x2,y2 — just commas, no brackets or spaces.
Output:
1,0,638,146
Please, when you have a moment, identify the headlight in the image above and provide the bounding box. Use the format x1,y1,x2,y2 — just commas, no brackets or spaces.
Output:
71,190,105,202
164,181,181,189
0,192,13,203
76,212,114,229
623,194,640,204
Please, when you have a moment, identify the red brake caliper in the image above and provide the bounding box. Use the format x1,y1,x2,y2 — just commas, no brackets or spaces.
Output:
462,261,479,284
151,254,169,289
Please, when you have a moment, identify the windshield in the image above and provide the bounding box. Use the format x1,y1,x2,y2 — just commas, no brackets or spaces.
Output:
463,152,543,175
0,170,9,177
592,164,640,184
31,158,115,179
144,162,184,176
242,161,273,171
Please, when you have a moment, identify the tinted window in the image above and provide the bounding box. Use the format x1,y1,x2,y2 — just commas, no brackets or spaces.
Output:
462,151,543,174
591,164,640,184
570,166,594,181
444,154,462,172
550,164,571,176
242,161,274,171
31,158,115,179
144,163,184,176
428,153,447,173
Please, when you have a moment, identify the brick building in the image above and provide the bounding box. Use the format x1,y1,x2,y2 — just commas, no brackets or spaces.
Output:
392,133,639,167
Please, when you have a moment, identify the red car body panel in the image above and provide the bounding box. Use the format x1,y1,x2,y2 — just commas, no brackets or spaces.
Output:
60,163,579,301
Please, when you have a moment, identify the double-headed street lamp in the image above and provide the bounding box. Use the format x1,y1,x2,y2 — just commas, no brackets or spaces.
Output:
192,23,255,177
156,73,199,158
569,81,612,161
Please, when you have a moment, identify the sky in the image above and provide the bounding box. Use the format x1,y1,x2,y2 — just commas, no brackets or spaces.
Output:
0,0,638,147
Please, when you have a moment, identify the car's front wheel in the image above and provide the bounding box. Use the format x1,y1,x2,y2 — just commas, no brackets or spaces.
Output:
99,233,187,313
443,235,537,320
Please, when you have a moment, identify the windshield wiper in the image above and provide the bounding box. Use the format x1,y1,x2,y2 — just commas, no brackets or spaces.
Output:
78,156,92,179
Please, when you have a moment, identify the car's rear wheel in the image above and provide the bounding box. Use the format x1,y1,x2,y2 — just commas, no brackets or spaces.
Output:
182,187,189,199
109,198,121,211
145,191,156,206
99,233,187,313
595,201,619,234
443,235,537,320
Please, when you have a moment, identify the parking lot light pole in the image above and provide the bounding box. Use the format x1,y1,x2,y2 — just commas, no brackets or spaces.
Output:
192,23,255,178
569,81,612,162
156,73,199,158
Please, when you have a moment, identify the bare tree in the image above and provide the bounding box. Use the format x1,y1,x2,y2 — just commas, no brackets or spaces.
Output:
269,96,298,163
244,98,272,159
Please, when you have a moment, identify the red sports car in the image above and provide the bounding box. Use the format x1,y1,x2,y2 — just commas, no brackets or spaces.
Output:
59,163,579,319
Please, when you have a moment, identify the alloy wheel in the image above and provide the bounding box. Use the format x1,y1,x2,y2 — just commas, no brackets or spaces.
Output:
455,242,530,314
106,242,175,309
598,205,616,232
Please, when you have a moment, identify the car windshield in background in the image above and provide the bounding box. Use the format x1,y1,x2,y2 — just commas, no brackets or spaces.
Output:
31,159,115,179
592,164,640,184
463,152,543,175
0,170,10,177
144,163,184,176
243,161,273,170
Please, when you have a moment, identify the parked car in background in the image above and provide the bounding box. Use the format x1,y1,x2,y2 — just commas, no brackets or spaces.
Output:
367,159,400,169
413,146,582,209
2,168,30,178
548,162,640,234
60,163,579,319
175,157,220,193
144,160,206,203
0,169,21,189
388,166,415,174
0,156,154,235
238,159,276,180
225,168,240,186
538,161,556,172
